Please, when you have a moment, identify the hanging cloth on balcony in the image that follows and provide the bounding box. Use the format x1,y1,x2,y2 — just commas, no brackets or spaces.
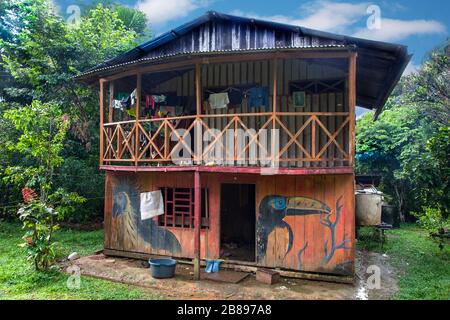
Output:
130,89,137,107
208,92,229,109
140,190,164,220
247,86,269,110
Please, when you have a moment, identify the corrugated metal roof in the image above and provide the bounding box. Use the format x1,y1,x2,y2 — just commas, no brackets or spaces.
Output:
76,44,348,78
76,10,411,113
83,11,407,76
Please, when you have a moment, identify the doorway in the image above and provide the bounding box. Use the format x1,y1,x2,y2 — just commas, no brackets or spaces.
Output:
220,183,256,262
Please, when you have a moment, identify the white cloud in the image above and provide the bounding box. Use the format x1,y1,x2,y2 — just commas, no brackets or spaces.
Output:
136,0,209,26
231,1,446,42
293,0,369,32
353,18,446,42
232,1,369,33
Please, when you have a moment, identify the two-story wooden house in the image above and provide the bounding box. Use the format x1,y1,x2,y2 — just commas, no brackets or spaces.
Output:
77,11,410,281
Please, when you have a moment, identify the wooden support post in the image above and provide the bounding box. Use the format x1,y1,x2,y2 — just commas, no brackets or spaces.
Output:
271,58,278,165
193,170,201,280
108,82,114,123
348,52,357,274
348,52,357,167
99,79,105,166
135,73,142,166
195,63,202,164
195,63,202,116
108,81,114,162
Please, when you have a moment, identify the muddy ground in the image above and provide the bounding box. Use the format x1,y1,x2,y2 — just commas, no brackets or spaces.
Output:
61,249,398,300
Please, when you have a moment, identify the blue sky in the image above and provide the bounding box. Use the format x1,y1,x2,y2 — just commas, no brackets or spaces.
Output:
53,0,448,116
54,0,449,74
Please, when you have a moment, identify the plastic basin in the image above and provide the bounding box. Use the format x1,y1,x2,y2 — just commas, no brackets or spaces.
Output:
148,258,177,279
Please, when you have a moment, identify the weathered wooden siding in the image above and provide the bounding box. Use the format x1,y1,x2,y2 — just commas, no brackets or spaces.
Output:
142,58,349,168
143,21,343,58
104,171,355,276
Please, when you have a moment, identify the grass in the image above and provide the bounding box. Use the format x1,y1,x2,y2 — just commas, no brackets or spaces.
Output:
1,221,448,300
358,223,450,300
0,222,163,300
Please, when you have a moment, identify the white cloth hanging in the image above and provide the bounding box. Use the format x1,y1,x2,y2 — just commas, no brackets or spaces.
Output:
130,89,137,107
140,190,164,220
208,92,229,109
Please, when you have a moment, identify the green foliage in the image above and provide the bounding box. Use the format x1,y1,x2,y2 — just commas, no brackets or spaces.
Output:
67,4,138,69
3,100,86,269
420,127,450,214
17,191,85,271
112,4,150,38
413,207,450,251
18,201,60,270
0,222,163,299
0,0,148,222
3,101,69,197
356,42,450,221
413,207,449,235
357,224,450,299
3,100,81,267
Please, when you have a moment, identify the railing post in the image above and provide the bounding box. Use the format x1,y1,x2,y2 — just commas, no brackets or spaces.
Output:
311,115,316,160
348,52,357,167
99,79,105,166
135,73,142,166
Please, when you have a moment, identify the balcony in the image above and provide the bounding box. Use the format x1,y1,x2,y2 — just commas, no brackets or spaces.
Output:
98,53,356,172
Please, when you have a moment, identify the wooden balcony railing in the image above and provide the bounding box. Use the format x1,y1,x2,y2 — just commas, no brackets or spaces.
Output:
101,112,351,168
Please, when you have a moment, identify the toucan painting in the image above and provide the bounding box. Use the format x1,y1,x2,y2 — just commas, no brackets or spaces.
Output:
256,195,332,262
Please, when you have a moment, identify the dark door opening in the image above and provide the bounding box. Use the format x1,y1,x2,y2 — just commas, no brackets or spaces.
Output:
220,183,255,262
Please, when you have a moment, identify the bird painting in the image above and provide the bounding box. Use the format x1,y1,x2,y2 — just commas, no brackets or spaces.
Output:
256,195,332,263
112,176,181,253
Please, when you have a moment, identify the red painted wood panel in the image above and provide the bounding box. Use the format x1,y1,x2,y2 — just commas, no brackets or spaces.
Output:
104,171,355,275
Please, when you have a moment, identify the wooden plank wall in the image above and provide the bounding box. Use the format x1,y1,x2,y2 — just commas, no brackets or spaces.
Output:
143,20,342,59
104,171,355,276
254,174,355,275
104,171,218,259
110,58,349,167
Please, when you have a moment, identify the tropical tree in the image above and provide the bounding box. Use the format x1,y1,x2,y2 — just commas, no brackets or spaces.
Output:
356,41,449,225
0,0,148,221
3,101,85,269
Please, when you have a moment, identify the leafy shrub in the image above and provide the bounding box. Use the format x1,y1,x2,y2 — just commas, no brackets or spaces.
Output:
413,207,450,250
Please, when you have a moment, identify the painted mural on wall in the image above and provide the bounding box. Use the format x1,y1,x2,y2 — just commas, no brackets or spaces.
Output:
257,195,351,272
111,175,181,253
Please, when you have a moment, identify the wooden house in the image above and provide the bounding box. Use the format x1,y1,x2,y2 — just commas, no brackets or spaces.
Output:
77,11,410,280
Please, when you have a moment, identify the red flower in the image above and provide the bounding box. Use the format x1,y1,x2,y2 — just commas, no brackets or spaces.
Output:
21,188,37,203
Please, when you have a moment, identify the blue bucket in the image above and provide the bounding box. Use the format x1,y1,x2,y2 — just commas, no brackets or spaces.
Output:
148,258,177,279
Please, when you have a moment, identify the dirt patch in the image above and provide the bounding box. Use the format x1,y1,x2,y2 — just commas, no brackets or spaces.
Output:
60,221,103,231
60,250,398,300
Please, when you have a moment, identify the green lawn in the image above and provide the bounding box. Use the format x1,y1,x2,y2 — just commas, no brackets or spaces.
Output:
358,223,450,300
1,221,448,300
0,222,163,300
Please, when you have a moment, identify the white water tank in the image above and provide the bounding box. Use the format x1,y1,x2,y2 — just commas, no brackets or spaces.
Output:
355,188,383,226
